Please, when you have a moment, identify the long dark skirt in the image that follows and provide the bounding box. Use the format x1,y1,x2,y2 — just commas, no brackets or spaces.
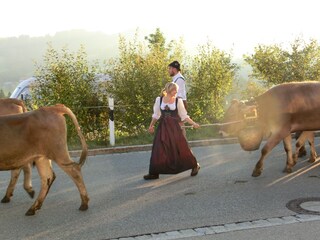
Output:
149,116,197,175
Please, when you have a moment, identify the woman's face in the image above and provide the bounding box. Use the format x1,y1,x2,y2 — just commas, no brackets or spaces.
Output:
168,89,177,97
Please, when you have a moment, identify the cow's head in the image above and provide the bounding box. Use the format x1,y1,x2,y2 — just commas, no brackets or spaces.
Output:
219,99,256,137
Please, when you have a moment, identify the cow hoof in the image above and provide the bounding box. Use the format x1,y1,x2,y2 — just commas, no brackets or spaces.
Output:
283,167,293,173
79,204,88,211
309,158,316,163
27,190,35,199
252,170,261,177
1,196,10,203
25,209,36,216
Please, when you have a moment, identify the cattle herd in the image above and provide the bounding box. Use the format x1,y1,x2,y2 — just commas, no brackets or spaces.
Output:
1,81,320,216
220,81,320,176
0,99,89,215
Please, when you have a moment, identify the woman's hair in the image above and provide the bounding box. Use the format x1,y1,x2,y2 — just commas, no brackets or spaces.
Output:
161,82,179,96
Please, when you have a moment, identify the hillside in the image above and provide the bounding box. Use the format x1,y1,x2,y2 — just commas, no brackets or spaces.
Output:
0,30,121,92
0,29,251,94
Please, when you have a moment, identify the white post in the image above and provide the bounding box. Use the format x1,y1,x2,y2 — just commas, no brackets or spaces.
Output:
108,97,115,146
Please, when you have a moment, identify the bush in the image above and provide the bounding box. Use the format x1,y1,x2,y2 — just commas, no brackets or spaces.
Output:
32,44,109,142
187,42,238,123
106,30,185,135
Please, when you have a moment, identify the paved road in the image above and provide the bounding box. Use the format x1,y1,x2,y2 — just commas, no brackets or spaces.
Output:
1,140,320,240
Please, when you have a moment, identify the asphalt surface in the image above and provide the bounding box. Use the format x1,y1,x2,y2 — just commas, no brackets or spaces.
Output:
1,139,320,239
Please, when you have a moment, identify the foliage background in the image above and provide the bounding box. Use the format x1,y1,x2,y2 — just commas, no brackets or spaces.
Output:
244,38,320,86
24,31,320,146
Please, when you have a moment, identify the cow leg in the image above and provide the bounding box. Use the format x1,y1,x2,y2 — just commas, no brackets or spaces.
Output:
293,131,317,163
306,132,317,163
298,145,307,157
1,169,22,203
25,159,55,216
252,130,290,177
55,156,89,211
1,164,35,203
293,131,308,163
22,164,35,198
295,131,307,157
283,135,295,173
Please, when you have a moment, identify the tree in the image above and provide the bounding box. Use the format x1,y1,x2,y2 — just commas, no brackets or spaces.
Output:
0,89,5,98
187,41,238,122
32,44,108,142
145,28,166,51
240,80,267,100
244,38,320,86
106,30,185,135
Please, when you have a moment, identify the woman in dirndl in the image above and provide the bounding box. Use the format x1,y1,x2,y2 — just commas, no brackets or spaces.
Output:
143,82,201,180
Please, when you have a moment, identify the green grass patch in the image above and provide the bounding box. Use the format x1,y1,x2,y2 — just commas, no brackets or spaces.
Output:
186,125,220,141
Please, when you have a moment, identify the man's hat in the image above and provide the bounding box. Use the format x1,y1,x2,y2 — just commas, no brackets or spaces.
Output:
168,61,181,71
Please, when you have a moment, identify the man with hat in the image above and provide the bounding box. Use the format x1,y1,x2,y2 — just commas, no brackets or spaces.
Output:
168,61,187,110
168,60,188,137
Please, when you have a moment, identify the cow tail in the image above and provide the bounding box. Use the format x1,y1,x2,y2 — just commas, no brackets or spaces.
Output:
59,105,88,167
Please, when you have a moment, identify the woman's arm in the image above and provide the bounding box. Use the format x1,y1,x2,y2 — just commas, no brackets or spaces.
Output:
184,117,200,128
152,97,161,119
148,118,158,133
177,98,200,128
149,97,161,133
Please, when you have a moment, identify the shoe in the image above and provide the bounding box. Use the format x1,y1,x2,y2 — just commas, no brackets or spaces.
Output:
191,163,200,176
143,174,159,180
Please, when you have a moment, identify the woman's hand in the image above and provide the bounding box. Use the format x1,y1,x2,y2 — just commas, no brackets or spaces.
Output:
192,123,200,129
148,125,155,133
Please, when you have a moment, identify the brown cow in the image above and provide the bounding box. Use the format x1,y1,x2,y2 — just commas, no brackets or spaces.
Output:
0,104,89,215
220,82,320,177
0,99,35,202
220,99,317,162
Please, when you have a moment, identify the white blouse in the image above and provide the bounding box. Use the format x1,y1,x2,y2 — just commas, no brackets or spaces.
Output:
152,97,189,121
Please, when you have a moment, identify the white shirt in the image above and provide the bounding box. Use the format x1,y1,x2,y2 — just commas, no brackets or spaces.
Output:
172,72,187,100
152,97,189,121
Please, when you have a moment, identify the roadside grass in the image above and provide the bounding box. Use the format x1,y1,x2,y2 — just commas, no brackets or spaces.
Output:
68,125,221,150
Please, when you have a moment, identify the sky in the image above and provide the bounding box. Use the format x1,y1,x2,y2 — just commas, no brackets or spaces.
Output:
2,0,320,57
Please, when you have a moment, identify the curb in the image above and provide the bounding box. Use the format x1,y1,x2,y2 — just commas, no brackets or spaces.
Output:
109,214,320,240
69,137,239,157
